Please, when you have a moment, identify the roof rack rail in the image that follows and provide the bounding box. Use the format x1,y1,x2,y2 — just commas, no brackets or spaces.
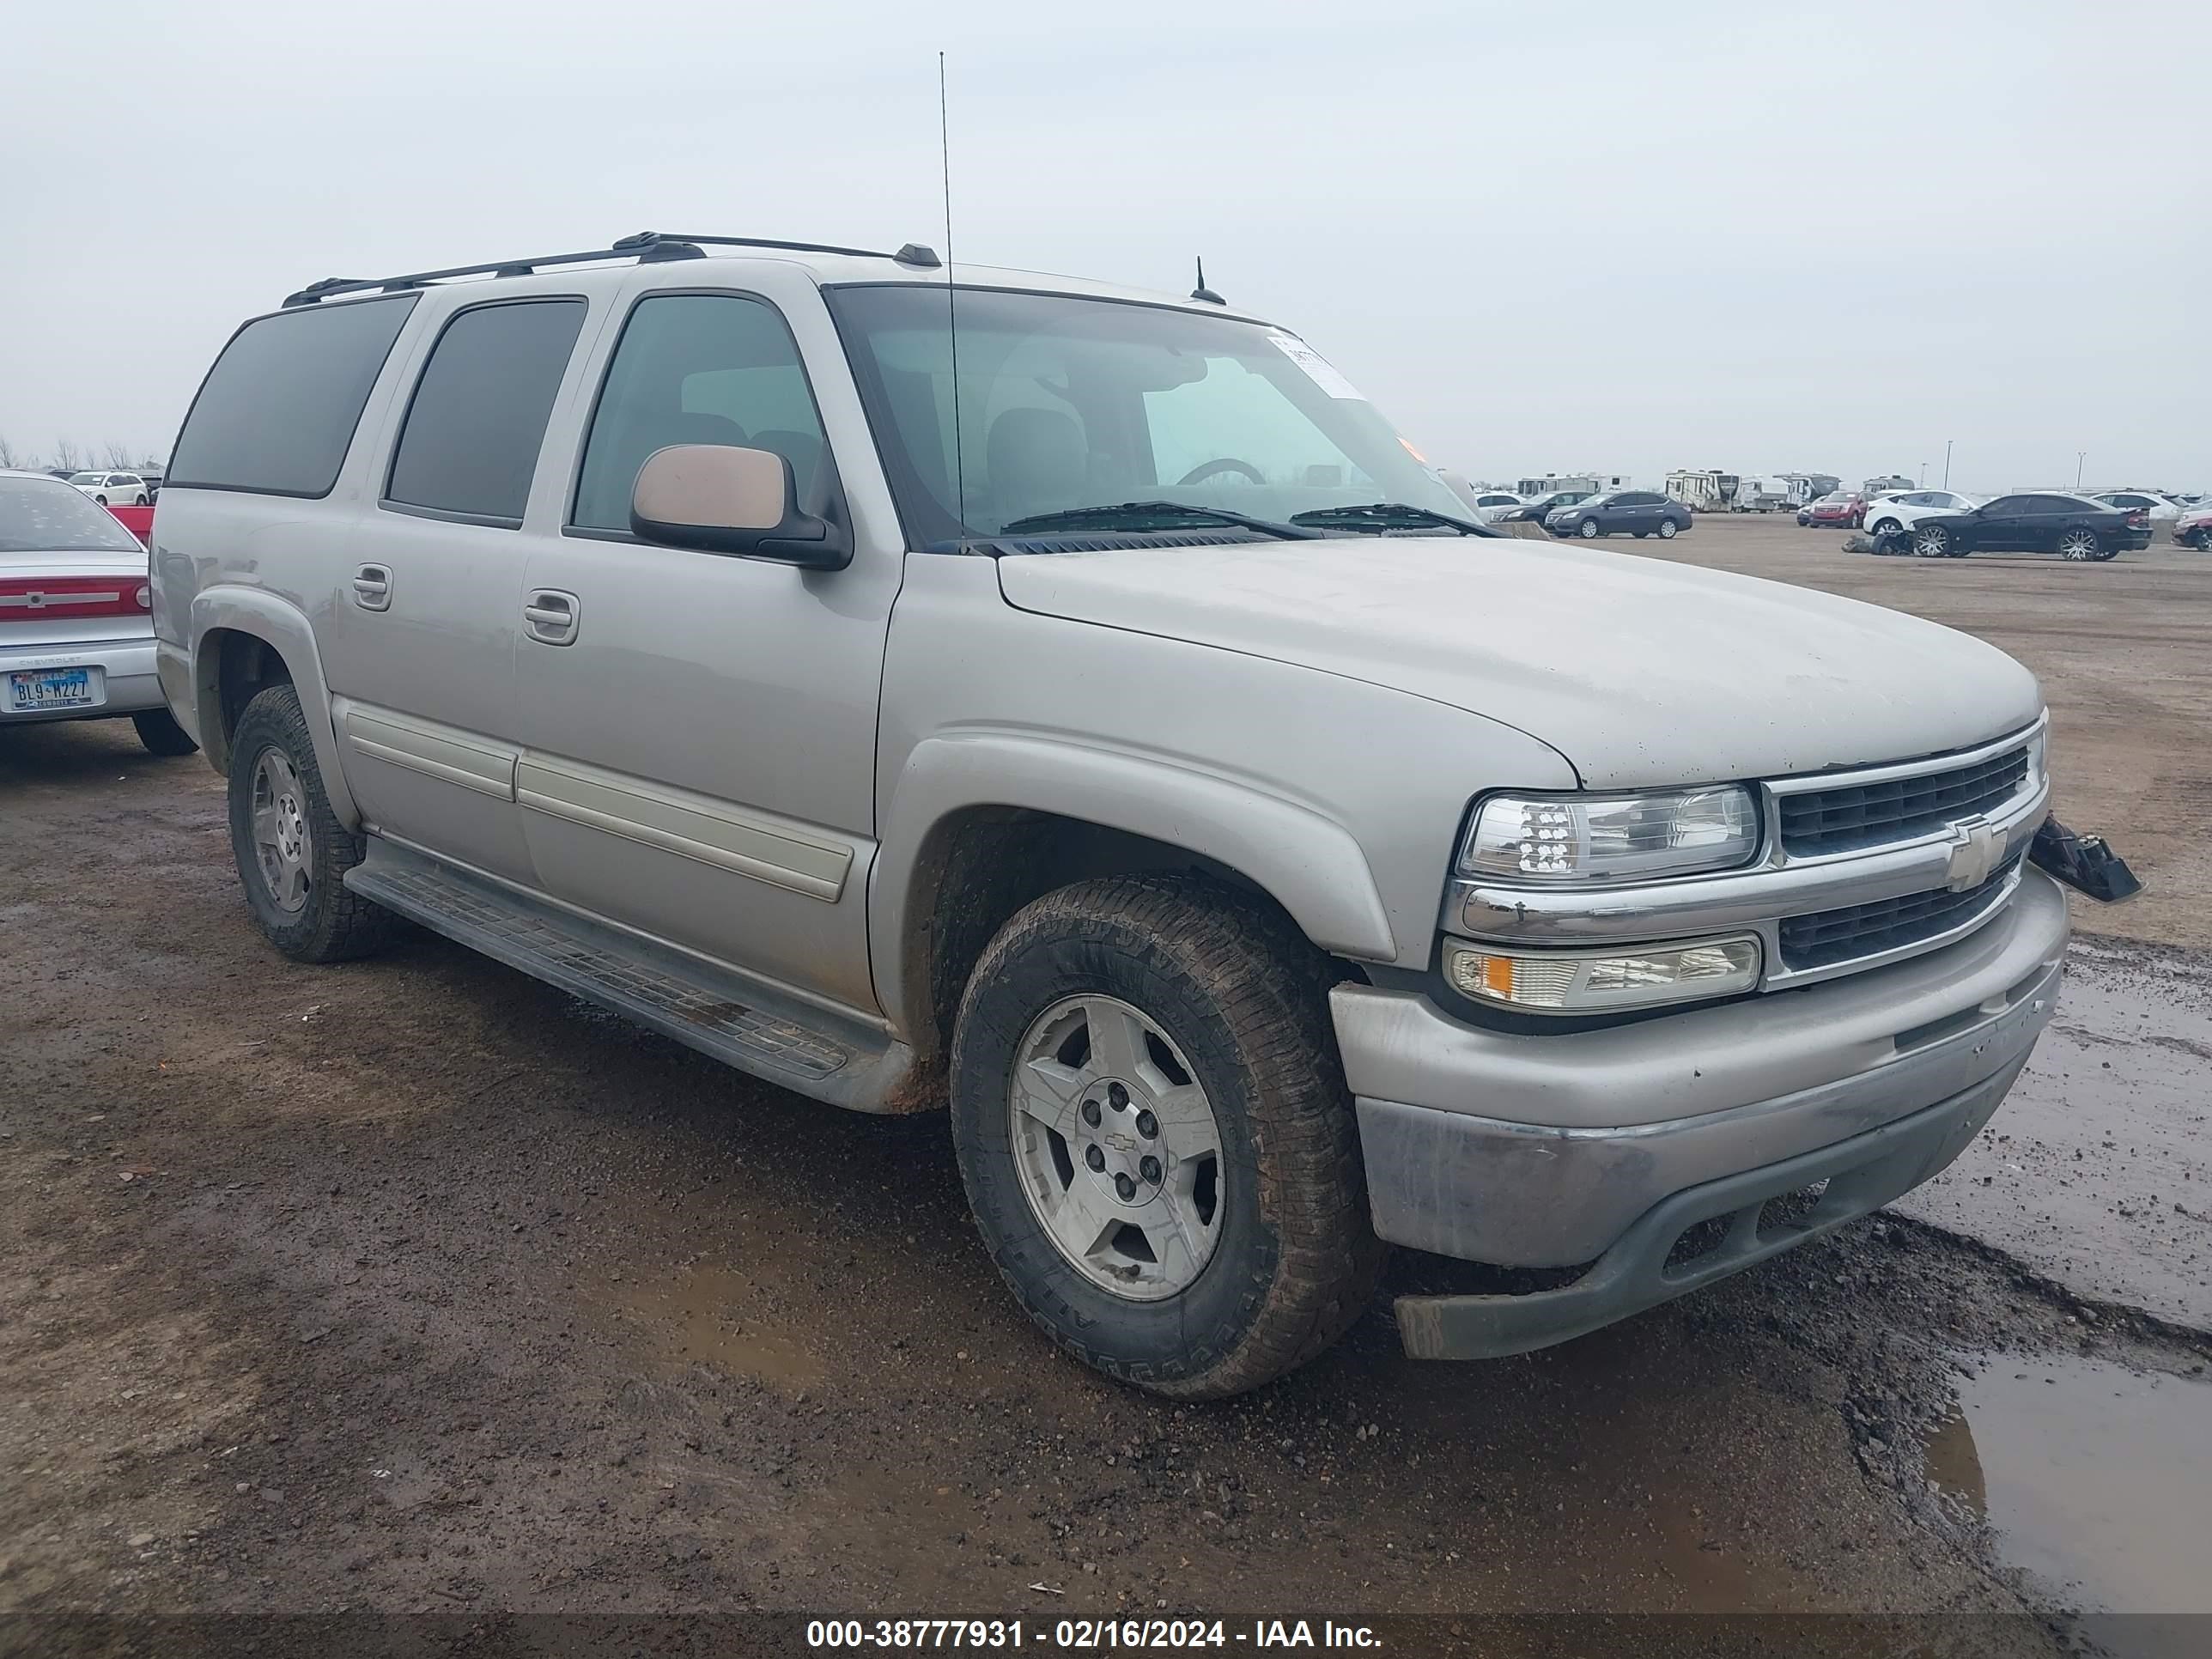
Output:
281,230,941,308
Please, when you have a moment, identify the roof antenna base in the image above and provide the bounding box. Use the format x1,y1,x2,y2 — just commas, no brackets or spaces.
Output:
1189,256,1225,306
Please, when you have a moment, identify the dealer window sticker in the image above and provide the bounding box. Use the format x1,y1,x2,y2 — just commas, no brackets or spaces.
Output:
1266,332,1365,400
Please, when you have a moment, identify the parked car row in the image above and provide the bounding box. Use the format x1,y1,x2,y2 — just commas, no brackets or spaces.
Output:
1893,494,2152,561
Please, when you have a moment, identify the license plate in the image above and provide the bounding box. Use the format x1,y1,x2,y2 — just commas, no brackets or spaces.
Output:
7,666,101,712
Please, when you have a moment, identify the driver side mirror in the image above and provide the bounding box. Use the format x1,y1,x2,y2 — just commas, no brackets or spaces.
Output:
629,444,851,571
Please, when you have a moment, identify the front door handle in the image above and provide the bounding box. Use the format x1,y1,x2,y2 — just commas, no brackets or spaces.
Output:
523,588,580,646
352,564,392,611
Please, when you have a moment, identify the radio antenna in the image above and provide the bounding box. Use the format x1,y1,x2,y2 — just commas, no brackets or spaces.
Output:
939,51,966,535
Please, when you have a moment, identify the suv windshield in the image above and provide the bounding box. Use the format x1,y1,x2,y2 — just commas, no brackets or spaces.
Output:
826,285,1468,545
0,475,146,553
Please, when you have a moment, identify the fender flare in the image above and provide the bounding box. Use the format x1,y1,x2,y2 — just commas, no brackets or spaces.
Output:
189,586,362,830
869,731,1400,1042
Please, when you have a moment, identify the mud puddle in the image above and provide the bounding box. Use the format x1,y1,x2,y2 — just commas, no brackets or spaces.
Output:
578,1262,824,1390
1926,1352,2212,1649
1892,939,2212,1330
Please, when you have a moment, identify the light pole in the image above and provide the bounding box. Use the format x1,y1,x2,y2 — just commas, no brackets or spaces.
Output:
2076,451,2087,489
1919,461,1928,487
1942,441,1953,489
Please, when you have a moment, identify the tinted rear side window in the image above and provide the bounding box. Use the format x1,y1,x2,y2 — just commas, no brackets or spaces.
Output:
386,299,587,525
167,295,418,497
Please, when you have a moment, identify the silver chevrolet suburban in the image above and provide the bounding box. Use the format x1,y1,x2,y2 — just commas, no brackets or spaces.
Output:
152,231,2097,1397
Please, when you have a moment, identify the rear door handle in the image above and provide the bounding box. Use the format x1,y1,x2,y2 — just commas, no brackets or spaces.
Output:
352,564,392,611
523,588,580,646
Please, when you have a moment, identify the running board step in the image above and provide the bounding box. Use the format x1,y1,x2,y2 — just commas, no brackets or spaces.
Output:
344,840,914,1112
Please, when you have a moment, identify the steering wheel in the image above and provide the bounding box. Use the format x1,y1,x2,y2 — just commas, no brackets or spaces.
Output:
1176,457,1267,487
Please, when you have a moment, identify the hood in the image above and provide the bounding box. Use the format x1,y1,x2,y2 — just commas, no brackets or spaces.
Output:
994,537,2043,789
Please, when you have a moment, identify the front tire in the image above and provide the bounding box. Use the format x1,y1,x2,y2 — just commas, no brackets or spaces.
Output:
226,684,398,963
950,875,1382,1399
131,708,198,757
94,494,108,506
1577,518,1601,539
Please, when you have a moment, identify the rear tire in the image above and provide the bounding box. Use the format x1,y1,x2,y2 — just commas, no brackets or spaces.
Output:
131,708,198,757
1657,518,1679,539
2057,527,2102,562
226,684,398,963
1869,517,1902,536
1912,523,1953,558
132,492,148,507
950,875,1383,1399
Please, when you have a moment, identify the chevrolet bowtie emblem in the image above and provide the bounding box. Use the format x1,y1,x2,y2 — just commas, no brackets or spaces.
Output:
1945,817,2004,890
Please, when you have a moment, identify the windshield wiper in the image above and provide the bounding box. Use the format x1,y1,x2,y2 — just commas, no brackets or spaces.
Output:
995,501,1322,541
1289,502,1495,537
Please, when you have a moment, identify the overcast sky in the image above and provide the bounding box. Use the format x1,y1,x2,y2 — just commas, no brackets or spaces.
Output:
4,0,2206,492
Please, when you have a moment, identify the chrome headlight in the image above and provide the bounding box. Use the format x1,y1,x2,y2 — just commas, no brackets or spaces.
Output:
1462,787,1759,883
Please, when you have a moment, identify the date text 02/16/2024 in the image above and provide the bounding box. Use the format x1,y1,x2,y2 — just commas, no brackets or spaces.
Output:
805,1620,1383,1649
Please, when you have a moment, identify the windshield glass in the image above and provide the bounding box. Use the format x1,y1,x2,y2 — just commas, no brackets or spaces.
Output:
825,285,1468,544
0,476,147,553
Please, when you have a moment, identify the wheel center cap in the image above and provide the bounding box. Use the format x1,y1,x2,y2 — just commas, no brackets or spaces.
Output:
1078,1076,1166,1207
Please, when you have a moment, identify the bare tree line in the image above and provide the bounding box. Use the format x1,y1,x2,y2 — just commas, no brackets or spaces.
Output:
0,434,165,473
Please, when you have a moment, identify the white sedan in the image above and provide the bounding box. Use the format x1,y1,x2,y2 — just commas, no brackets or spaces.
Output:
2093,490,2183,524
2,470,197,754
1860,489,1979,537
1465,490,1530,526
67,470,150,507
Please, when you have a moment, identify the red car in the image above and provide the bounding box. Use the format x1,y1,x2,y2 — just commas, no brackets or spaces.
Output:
2175,501,2212,550
1798,491,1865,529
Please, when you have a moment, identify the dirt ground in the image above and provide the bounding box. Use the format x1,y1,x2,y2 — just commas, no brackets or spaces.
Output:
4,517,2209,1658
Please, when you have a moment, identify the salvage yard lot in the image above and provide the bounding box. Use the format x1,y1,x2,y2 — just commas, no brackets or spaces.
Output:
1637,515,2212,952
3,515,2209,1654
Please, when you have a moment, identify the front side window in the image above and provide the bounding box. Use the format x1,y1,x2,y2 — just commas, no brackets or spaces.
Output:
825,285,1464,545
385,299,586,525
167,295,418,497
572,292,830,534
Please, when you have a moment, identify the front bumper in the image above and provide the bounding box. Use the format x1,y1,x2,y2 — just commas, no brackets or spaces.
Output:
0,638,164,722
1334,868,2069,1357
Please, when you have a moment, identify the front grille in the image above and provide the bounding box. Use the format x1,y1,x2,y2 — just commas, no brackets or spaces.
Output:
1778,854,2022,971
1779,746,2030,857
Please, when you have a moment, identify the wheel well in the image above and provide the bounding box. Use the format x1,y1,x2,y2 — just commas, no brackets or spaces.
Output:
901,808,1306,1072
203,629,295,770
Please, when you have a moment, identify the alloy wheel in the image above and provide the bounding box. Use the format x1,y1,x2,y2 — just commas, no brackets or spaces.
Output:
249,747,313,914
1007,994,1224,1301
